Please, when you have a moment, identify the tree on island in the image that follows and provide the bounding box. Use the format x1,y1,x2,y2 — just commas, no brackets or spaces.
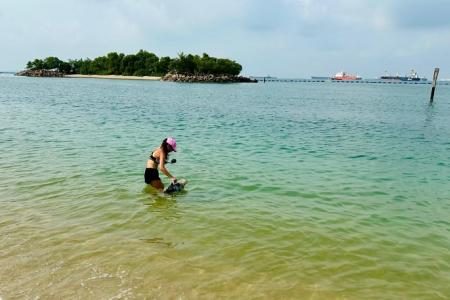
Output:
26,56,72,74
25,50,242,77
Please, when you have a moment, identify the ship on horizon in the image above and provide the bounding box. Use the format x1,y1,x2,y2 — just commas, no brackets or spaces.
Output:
331,71,361,81
380,69,427,81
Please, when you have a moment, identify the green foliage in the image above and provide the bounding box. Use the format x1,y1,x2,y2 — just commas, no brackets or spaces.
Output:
27,59,44,70
26,57,71,73
169,52,197,74
68,59,84,74
25,50,242,76
157,56,172,75
168,52,242,76
106,52,122,75
121,54,137,76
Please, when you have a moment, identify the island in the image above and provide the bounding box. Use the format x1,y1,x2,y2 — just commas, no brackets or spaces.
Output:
16,50,257,83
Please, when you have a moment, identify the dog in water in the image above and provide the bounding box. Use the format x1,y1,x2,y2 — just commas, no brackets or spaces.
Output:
163,179,188,194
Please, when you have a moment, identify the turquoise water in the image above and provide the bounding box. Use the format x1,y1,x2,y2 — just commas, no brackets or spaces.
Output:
1,76,449,299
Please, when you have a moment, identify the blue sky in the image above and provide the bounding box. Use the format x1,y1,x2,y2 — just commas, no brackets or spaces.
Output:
1,0,449,78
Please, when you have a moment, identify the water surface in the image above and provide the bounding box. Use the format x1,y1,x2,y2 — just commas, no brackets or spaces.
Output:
1,76,449,299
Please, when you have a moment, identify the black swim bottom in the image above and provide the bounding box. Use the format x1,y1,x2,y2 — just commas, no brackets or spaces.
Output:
144,168,160,184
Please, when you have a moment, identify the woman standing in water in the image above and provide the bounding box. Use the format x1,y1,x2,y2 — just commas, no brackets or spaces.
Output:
145,137,177,191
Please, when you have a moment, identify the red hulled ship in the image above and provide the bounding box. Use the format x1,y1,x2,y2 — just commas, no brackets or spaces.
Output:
331,71,361,81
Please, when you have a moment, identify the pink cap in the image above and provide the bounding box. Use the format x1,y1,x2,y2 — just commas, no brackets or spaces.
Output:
167,137,177,152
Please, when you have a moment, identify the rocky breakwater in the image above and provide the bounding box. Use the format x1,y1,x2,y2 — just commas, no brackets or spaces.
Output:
162,73,257,83
16,69,65,77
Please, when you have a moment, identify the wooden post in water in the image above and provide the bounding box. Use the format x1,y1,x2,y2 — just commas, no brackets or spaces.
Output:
430,68,439,103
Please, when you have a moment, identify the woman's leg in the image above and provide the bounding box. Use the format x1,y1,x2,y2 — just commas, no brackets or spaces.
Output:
150,179,164,191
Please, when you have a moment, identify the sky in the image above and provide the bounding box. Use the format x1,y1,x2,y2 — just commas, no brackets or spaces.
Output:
1,0,450,78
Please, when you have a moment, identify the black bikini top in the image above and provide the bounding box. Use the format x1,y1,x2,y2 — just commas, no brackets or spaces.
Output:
149,152,160,164
149,151,169,165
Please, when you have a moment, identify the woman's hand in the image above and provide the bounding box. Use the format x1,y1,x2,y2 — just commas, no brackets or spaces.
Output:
170,177,177,183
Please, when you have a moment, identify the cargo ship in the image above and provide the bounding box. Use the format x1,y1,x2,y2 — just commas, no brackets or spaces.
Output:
331,71,361,81
380,69,427,81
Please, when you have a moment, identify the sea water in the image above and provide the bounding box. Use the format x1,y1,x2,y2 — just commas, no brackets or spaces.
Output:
0,76,449,299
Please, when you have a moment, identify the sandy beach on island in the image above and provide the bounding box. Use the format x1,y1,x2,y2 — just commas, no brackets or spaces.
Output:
65,74,162,81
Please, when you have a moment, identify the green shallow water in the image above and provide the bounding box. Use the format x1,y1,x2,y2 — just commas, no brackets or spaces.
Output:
1,76,449,299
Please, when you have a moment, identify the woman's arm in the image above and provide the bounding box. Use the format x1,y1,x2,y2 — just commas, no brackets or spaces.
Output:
158,152,176,181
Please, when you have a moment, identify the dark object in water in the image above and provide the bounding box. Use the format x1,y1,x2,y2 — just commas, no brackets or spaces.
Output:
164,179,188,194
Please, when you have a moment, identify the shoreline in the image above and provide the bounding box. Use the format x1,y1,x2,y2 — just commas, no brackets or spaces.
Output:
65,74,162,81
15,70,256,83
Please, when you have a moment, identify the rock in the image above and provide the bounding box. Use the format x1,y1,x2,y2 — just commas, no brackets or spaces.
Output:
15,69,65,77
161,73,257,83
